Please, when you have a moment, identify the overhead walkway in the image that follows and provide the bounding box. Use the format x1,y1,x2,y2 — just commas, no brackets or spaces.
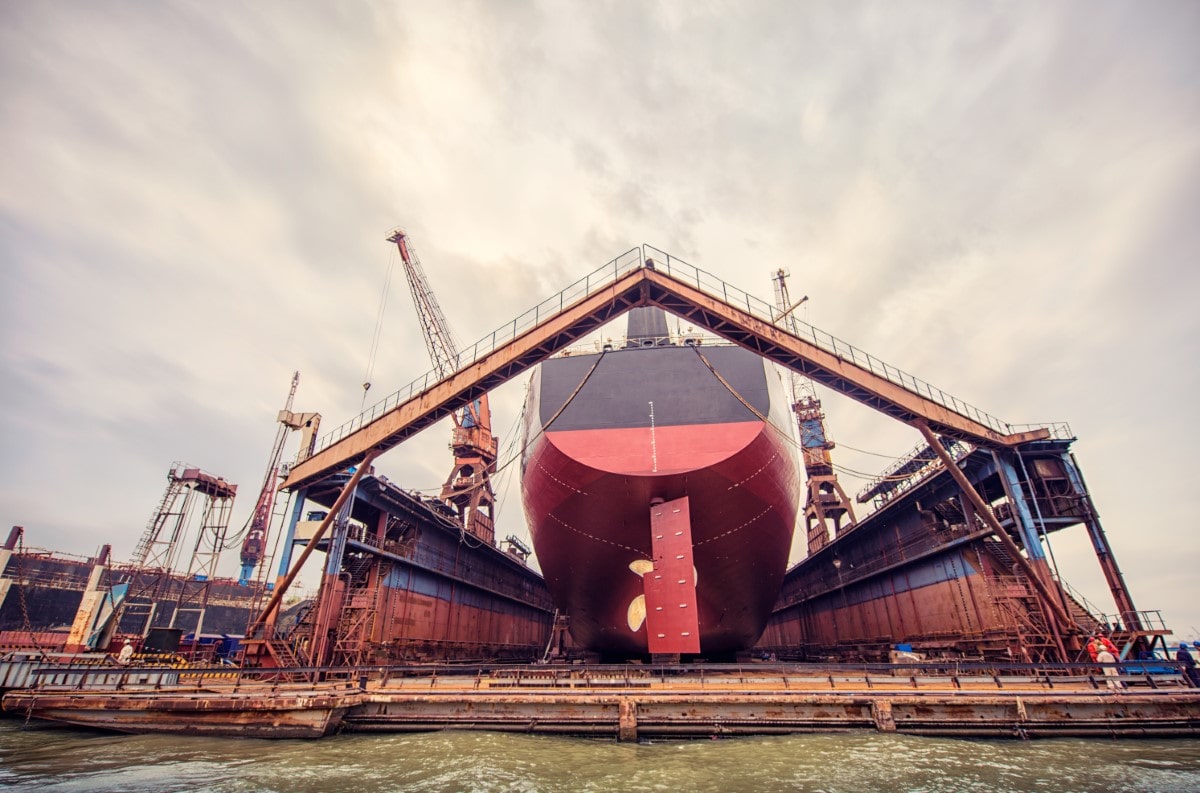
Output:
282,246,1049,490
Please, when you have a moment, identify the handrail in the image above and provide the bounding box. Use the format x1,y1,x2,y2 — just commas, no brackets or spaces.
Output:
1096,609,1170,633
854,437,973,507
19,658,1191,693
300,245,1065,468
1058,579,1106,623
643,245,1019,436
301,248,643,462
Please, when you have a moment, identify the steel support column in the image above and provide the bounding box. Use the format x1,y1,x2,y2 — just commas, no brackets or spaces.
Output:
992,452,1045,559
276,489,309,579
309,493,358,667
246,452,379,638
1064,452,1142,630
914,421,1074,658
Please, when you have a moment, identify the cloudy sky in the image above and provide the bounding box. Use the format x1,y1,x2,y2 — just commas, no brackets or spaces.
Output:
2,2,1197,638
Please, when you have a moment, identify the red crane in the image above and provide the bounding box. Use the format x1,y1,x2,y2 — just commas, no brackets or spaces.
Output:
238,372,321,585
387,229,498,544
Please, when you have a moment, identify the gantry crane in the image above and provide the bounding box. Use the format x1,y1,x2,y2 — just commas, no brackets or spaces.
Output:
387,229,498,544
121,462,239,639
238,371,321,585
771,269,855,553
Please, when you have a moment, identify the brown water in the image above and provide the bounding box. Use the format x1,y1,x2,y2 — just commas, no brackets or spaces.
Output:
2,720,1199,792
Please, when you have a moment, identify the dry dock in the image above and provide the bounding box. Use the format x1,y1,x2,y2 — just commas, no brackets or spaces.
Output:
4,662,1198,741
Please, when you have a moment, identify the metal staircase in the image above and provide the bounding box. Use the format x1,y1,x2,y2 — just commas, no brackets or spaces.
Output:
988,579,1056,661
981,541,1060,661
330,554,384,666
265,634,305,668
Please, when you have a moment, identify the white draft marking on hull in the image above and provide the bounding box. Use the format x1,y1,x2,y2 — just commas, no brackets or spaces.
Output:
648,400,658,472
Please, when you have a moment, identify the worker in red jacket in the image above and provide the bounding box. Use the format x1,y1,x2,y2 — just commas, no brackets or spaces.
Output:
1088,634,1123,690
1099,634,1119,656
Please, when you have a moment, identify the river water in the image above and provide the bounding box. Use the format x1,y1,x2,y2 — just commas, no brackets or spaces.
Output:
1,720,1198,792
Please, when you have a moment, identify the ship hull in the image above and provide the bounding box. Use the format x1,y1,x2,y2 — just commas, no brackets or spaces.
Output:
521,341,800,656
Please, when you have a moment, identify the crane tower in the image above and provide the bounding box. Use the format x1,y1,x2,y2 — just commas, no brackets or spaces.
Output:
388,229,498,544
771,269,855,553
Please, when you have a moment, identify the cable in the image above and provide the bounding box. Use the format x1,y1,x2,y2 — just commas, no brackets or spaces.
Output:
427,347,611,500
834,441,912,460
362,244,397,409
491,398,529,519
691,346,948,490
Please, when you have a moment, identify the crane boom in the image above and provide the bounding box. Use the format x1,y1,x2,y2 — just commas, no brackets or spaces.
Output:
389,231,460,379
388,229,488,429
387,228,498,544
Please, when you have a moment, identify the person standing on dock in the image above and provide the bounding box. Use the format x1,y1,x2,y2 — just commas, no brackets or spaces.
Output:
1090,635,1123,690
1176,643,1199,686
1099,634,1119,656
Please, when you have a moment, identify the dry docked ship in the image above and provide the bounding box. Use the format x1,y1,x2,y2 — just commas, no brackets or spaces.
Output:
520,307,801,658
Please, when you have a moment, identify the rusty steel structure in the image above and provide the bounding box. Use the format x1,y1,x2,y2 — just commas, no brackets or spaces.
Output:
0,534,266,652
246,467,554,669
6,661,1198,740
282,249,1043,493
121,463,240,637
0,244,1190,742
265,247,1151,665
760,430,1164,663
301,473,554,666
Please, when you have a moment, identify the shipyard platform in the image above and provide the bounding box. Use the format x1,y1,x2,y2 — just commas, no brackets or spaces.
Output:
4,661,1197,741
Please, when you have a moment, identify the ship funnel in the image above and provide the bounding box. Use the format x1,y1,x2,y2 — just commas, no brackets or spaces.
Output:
625,307,671,348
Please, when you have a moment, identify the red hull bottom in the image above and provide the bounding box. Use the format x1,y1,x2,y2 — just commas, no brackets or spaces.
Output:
523,421,799,655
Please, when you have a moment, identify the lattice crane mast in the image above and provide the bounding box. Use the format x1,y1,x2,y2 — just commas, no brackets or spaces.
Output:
387,228,498,544
771,269,855,553
238,371,321,585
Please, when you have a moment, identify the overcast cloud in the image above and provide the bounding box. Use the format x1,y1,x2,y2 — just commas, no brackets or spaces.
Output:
2,2,1197,638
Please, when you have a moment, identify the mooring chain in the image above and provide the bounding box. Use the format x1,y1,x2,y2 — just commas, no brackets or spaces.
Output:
13,534,50,658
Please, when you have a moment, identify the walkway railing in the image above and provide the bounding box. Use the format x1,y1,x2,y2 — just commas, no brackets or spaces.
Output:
17,658,1193,693
301,248,644,461
1096,609,1171,634
1059,579,1106,623
303,246,1069,464
642,245,1020,437
854,437,974,508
